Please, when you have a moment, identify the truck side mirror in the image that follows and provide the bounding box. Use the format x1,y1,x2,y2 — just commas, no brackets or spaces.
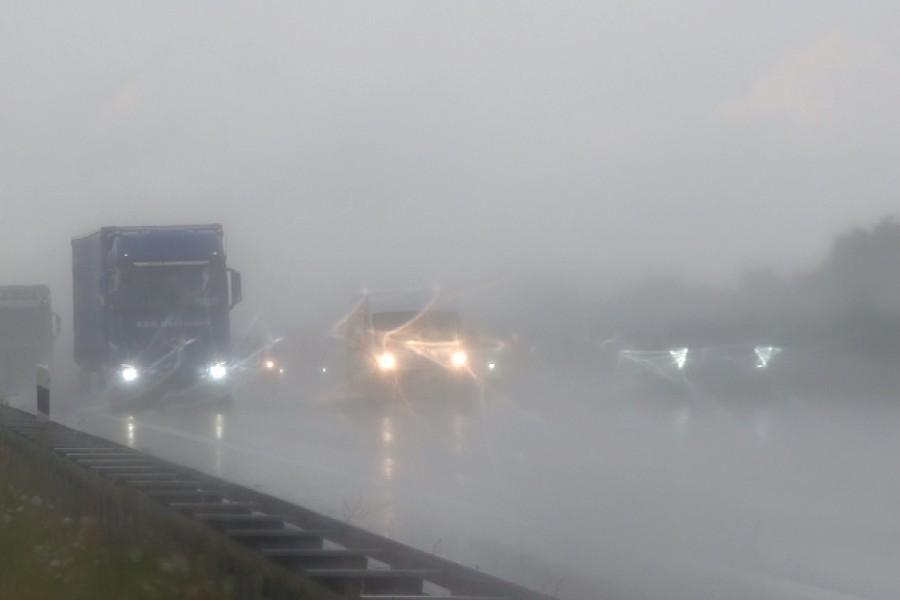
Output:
228,269,242,307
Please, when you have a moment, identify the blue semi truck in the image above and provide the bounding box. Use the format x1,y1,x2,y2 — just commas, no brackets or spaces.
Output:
72,225,242,406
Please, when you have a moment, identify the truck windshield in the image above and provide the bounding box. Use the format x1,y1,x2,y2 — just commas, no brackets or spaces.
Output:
115,263,227,311
371,310,463,341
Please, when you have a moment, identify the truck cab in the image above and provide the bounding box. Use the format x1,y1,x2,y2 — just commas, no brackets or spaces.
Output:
340,293,478,400
73,225,241,406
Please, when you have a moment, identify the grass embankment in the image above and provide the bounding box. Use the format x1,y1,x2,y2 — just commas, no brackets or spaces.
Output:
0,448,232,600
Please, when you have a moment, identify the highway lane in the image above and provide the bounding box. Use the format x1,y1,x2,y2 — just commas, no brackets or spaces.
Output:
55,368,900,600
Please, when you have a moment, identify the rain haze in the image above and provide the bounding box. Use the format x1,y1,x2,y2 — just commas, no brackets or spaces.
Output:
2,2,900,600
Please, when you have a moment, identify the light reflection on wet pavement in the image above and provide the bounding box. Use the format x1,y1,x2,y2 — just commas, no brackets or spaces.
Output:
60,371,900,600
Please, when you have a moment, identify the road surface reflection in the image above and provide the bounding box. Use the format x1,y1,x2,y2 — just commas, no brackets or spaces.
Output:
60,369,900,600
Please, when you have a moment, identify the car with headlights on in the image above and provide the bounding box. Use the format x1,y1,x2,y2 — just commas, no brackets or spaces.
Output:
340,295,478,400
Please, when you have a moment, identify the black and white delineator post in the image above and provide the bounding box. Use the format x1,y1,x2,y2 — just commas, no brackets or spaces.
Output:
37,364,50,419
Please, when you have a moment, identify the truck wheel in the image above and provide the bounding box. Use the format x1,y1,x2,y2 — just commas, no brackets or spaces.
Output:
365,376,398,404
105,388,129,412
209,389,234,410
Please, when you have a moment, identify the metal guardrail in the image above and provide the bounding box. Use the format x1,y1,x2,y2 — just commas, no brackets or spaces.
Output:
0,405,556,600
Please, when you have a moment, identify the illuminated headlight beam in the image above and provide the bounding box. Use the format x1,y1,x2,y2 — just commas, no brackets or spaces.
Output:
754,345,782,369
208,363,228,380
376,352,397,371
669,348,688,370
121,365,139,383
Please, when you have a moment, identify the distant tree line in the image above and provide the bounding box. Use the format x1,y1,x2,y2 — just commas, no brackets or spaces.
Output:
600,215,900,362
478,216,900,373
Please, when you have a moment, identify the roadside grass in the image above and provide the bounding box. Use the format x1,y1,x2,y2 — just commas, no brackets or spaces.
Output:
0,451,232,600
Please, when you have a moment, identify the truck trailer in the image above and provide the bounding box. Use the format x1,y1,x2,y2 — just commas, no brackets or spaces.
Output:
0,285,60,403
72,225,242,406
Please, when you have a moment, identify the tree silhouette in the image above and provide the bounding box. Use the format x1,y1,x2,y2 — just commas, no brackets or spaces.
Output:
803,215,900,358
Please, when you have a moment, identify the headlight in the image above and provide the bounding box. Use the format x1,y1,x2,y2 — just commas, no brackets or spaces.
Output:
669,348,688,370
487,361,496,371
208,363,228,380
120,365,139,383
754,345,781,369
264,359,275,370
376,352,397,371
451,350,468,367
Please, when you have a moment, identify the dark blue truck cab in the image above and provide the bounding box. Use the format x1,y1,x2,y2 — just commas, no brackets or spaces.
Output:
72,225,242,406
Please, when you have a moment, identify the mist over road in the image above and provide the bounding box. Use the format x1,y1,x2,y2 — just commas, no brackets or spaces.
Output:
56,358,900,600
3,3,900,599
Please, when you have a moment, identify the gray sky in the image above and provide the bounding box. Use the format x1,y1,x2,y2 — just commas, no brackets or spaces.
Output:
2,1,899,324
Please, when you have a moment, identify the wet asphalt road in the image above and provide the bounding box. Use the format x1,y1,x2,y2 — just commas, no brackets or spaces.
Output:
50,366,900,600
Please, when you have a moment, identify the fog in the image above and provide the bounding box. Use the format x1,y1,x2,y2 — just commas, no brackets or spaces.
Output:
5,3,900,311
3,3,900,599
